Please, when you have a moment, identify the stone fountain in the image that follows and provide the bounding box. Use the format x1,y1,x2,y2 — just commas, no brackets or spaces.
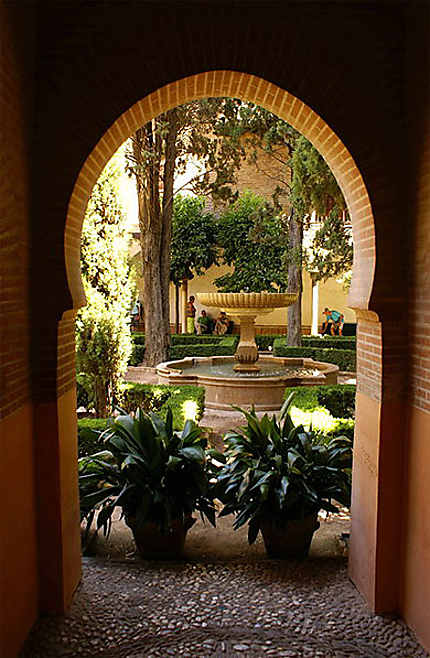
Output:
156,291,338,411
197,292,298,372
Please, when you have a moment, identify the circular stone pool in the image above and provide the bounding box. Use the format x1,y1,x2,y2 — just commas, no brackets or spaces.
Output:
157,356,338,411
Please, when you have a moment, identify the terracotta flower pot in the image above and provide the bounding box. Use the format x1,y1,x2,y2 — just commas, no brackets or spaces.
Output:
260,513,320,558
127,516,196,559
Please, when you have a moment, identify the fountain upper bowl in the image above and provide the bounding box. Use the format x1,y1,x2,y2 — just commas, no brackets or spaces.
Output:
197,292,298,315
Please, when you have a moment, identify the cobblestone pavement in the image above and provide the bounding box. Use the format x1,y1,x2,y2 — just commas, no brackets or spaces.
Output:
22,556,427,657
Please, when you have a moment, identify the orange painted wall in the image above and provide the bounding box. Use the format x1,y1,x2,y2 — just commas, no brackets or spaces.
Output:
0,405,38,658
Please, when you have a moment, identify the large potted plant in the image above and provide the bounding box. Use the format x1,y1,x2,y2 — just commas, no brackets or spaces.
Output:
216,393,352,558
79,408,217,558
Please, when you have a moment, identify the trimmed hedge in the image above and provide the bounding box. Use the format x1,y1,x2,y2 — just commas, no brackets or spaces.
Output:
169,336,239,360
118,382,205,429
119,383,171,414
131,332,145,345
128,333,239,365
77,383,206,456
302,336,356,350
317,384,356,419
255,334,281,351
77,417,111,457
129,343,146,366
171,335,221,345
284,384,356,442
273,339,356,372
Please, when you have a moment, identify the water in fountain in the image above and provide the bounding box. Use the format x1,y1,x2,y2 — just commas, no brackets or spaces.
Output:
172,361,321,379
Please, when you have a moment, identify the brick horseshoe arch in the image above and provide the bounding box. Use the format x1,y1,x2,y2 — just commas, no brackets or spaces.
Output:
60,71,394,617
65,71,375,318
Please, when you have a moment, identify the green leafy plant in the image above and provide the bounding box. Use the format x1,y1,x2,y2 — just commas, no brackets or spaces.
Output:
79,409,217,543
216,394,352,545
215,191,288,293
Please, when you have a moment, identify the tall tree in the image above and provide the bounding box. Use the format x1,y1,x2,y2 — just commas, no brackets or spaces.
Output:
170,195,218,331
127,99,245,365
216,103,351,345
290,135,352,283
215,191,288,292
77,150,133,416
216,103,303,342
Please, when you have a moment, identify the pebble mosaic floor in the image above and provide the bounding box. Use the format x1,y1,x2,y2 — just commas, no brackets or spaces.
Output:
21,556,427,657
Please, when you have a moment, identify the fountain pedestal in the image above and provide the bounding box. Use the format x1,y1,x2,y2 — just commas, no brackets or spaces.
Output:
196,292,299,375
233,314,260,372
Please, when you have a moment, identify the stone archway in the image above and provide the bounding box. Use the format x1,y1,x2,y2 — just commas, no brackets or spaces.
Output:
57,71,392,617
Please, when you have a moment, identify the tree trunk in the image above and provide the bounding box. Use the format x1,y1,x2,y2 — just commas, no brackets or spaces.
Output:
132,111,178,366
95,380,108,418
160,108,179,348
181,279,188,334
287,209,303,346
175,284,180,334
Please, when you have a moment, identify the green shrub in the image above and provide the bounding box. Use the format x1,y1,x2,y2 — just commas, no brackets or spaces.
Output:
302,336,356,350
118,382,171,414
284,384,355,442
162,385,205,428
273,339,356,372
131,332,145,345
128,334,238,365
169,336,238,360
76,373,92,409
78,385,205,455
317,384,356,419
77,417,111,457
255,334,282,351
129,343,146,366
76,305,132,417
171,334,221,345
118,382,205,430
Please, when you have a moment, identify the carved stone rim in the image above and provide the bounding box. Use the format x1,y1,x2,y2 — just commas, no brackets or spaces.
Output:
197,292,298,310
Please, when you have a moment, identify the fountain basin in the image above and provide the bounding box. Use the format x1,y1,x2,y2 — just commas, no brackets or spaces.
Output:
157,356,338,411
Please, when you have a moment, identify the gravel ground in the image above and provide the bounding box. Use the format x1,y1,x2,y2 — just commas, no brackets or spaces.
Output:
21,555,427,657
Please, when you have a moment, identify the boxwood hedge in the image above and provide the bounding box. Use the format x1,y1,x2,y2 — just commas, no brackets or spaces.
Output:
273,339,356,372
284,384,356,442
128,333,239,365
169,336,238,360
302,335,356,350
77,383,205,456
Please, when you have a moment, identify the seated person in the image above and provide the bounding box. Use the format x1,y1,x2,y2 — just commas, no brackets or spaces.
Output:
197,309,212,334
214,311,229,335
332,312,345,336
